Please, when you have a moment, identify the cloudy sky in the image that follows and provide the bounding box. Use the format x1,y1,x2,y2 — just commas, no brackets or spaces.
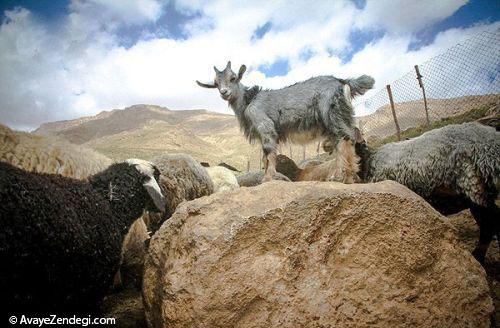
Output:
0,0,498,131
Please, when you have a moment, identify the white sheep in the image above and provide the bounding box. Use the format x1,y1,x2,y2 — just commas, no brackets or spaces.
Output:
0,123,112,178
143,153,215,233
205,166,239,192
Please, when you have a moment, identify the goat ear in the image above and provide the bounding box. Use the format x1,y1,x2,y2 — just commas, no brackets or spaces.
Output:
213,66,220,73
196,80,217,88
237,65,246,81
143,177,166,212
353,127,365,144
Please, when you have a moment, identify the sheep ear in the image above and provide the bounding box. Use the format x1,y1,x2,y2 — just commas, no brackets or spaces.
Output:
143,177,166,211
196,80,217,88
237,65,246,81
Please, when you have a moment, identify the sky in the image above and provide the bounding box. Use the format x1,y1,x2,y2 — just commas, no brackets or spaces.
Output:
0,0,499,131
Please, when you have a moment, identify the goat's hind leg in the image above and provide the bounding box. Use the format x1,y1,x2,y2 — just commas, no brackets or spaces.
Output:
328,137,359,184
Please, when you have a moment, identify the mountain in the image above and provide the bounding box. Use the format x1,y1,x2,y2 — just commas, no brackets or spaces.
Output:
34,105,321,171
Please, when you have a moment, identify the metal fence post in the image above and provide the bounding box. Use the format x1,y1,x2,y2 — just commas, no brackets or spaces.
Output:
386,84,402,141
414,65,430,126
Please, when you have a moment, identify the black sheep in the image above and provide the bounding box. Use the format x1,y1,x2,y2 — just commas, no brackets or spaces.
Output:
0,159,165,315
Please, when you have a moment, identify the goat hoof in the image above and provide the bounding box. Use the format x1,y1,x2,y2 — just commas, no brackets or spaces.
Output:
343,176,355,184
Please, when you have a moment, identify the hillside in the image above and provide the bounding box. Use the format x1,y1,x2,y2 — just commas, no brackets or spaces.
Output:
358,94,499,140
34,105,322,171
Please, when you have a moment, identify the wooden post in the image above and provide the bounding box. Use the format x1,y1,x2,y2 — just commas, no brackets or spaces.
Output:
246,159,250,172
259,148,262,170
414,65,430,126
386,84,401,141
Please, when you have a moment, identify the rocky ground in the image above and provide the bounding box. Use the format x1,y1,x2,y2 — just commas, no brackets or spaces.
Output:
448,210,500,326
103,199,499,328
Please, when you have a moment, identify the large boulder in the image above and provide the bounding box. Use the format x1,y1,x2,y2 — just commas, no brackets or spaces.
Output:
143,181,493,328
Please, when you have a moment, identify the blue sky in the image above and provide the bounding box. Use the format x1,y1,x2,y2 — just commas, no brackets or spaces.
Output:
0,0,498,130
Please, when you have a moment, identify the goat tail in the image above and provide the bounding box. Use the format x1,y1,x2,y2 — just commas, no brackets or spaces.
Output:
343,75,375,98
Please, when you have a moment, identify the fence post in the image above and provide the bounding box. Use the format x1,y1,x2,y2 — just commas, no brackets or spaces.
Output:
246,160,250,172
259,148,262,170
414,65,430,126
386,84,401,141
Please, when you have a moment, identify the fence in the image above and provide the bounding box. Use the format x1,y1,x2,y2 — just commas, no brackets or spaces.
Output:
244,28,500,171
356,28,500,144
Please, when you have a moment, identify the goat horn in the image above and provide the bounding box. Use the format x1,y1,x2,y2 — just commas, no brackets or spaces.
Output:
196,80,217,88
226,61,231,70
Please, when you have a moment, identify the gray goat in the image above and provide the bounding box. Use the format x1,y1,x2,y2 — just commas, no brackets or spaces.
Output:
197,61,374,182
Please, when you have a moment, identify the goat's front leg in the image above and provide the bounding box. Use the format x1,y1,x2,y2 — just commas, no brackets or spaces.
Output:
260,135,278,182
262,150,277,182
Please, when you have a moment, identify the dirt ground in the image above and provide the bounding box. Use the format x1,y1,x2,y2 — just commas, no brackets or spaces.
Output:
103,209,499,327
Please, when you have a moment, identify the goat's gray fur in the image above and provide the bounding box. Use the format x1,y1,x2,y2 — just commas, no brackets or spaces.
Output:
197,61,374,182
356,122,500,263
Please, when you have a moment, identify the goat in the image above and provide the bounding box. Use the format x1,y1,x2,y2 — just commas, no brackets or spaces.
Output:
197,61,374,183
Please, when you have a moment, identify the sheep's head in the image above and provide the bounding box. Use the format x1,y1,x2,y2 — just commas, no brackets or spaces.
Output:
196,61,246,102
90,159,166,215
125,159,166,212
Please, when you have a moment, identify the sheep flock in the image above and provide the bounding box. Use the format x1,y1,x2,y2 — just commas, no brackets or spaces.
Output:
0,114,498,318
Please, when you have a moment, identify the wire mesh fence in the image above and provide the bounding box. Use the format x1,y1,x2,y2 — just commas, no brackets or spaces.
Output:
244,28,500,171
356,28,500,144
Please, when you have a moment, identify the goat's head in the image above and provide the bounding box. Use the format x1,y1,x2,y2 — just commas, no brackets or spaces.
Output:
196,61,246,102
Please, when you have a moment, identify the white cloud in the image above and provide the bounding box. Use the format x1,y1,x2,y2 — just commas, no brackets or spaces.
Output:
70,0,164,26
356,0,468,34
0,0,497,130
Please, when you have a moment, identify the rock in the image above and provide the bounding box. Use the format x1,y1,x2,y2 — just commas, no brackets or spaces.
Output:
448,210,499,325
144,181,493,328
237,170,290,187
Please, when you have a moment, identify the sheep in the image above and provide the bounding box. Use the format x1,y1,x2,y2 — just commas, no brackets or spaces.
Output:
237,170,291,187
196,61,374,183
0,123,112,178
275,154,338,182
0,159,165,314
143,154,214,234
354,122,500,263
205,165,239,192
0,123,144,289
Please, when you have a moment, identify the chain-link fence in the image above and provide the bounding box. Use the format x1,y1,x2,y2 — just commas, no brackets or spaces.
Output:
356,28,500,144
244,28,500,171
